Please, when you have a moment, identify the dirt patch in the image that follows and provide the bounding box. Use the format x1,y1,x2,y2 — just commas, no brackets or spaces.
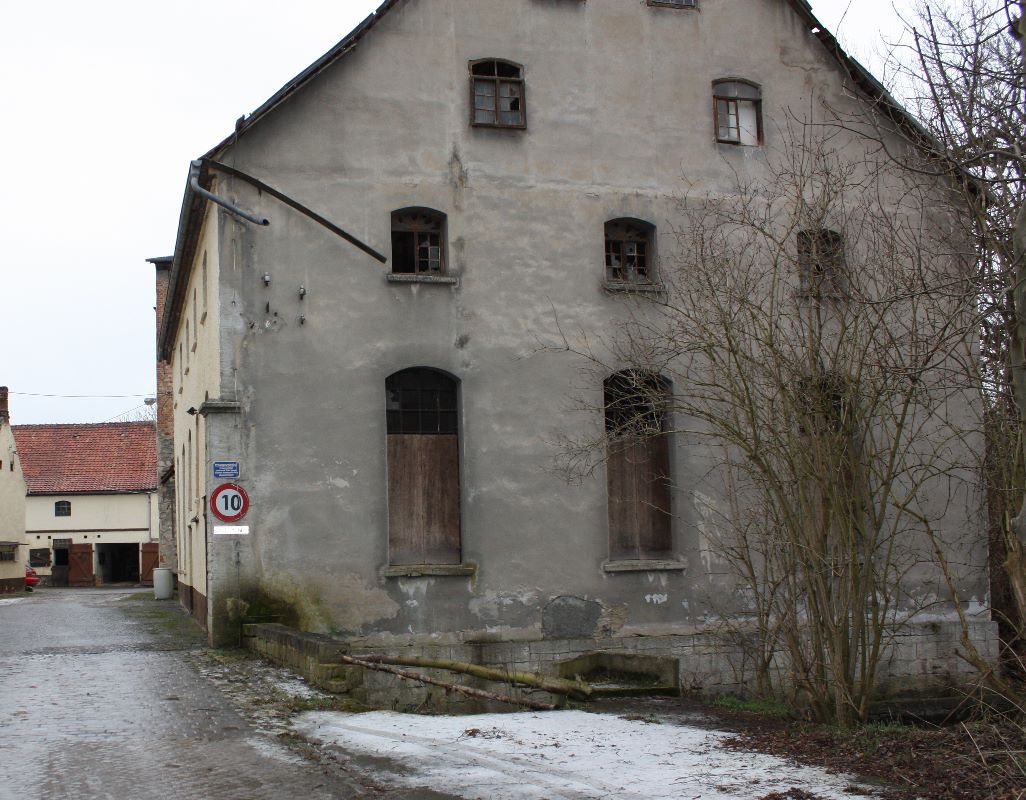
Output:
710,704,1023,799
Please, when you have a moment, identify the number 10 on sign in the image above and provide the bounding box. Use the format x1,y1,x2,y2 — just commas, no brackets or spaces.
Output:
210,483,250,523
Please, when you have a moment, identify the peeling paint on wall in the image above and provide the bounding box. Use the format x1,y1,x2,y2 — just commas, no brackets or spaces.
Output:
469,589,539,622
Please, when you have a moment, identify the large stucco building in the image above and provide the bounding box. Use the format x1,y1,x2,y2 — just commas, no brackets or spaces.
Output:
14,423,158,586
0,388,27,593
157,0,996,692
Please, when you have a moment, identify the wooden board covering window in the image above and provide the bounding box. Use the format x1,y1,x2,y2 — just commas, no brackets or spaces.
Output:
388,434,461,565
607,434,672,559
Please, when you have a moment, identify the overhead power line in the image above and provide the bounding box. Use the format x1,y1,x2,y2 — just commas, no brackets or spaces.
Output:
10,392,154,399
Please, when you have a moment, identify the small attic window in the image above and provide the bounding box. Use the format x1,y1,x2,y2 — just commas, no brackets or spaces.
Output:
470,60,526,129
55,500,71,517
713,79,762,146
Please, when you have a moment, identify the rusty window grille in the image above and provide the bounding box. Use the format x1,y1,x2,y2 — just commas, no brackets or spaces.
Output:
470,60,525,128
604,370,670,436
713,79,762,146
54,500,71,517
386,368,458,435
391,209,446,274
797,229,845,298
0,547,14,562
605,219,655,283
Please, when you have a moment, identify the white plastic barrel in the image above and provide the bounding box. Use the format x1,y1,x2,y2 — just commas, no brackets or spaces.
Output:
153,567,174,600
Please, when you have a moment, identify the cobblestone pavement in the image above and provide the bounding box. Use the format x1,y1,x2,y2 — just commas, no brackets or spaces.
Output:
0,587,376,800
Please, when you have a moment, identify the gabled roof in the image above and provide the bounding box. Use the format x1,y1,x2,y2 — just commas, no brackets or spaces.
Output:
208,0,916,157
161,0,928,361
13,422,157,495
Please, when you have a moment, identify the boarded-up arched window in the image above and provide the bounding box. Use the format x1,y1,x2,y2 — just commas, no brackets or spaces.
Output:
604,370,672,559
386,368,461,564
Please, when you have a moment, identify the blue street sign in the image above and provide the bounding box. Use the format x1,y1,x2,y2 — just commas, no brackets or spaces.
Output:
213,461,241,480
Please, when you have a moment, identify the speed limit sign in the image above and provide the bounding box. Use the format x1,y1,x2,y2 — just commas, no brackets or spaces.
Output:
210,483,250,522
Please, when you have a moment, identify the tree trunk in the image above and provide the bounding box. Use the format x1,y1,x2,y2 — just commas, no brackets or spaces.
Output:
340,655,558,711
1007,2,1026,652
355,654,593,700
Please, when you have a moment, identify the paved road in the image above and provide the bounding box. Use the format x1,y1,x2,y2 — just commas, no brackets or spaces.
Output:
0,587,366,800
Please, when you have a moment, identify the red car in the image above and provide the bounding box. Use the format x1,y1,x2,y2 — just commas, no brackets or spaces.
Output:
24,565,39,590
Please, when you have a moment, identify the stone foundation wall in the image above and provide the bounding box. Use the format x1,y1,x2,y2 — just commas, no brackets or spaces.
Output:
0,577,24,594
244,617,999,713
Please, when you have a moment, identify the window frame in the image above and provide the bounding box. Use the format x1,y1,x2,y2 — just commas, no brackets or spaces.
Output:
647,0,698,7
469,59,527,130
603,370,674,560
797,228,846,298
712,79,763,146
390,208,448,276
54,500,71,517
604,218,657,285
385,367,463,567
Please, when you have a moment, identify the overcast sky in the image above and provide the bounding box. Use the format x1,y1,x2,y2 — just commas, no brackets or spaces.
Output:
0,0,909,425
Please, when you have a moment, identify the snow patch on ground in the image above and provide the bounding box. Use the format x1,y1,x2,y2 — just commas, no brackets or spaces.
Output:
0,598,25,606
266,674,327,699
293,709,879,799
244,735,308,765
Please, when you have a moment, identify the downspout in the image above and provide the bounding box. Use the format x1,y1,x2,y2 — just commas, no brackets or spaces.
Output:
189,161,268,226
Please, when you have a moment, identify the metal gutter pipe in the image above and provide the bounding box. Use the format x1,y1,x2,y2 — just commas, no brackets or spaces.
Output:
189,161,269,226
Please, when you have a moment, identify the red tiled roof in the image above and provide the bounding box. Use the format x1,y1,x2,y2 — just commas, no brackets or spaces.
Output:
12,422,157,495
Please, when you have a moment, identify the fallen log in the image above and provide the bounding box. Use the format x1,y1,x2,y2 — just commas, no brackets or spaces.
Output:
356,654,593,701
340,654,557,711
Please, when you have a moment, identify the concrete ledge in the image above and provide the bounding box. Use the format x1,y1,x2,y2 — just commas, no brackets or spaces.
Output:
603,559,687,573
199,400,242,415
603,281,665,294
386,273,459,286
383,563,477,578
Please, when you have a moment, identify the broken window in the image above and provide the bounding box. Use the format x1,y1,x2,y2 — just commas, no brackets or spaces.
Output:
604,370,673,559
385,368,461,565
470,59,525,128
605,219,655,284
713,79,762,146
797,229,845,298
29,548,51,567
391,209,446,274
54,500,71,517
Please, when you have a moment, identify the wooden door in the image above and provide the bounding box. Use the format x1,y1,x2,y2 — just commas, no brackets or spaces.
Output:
607,434,672,560
140,543,159,584
68,543,94,587
387,434,461,564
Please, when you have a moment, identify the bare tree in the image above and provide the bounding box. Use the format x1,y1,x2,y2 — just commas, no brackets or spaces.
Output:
554,124,983,725
885,0,1026,670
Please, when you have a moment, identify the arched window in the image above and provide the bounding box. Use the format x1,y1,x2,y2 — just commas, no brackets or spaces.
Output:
391,208,447,275
605,219,655,284
713,79,762,146
385,368,461,564
470,59,526,128
54,500,71,517
604,370,672,559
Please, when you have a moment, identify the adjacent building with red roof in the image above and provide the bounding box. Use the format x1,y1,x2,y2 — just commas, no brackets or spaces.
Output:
13,422,159,586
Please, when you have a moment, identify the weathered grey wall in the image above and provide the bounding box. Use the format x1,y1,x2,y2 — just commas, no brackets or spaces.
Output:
181,0,992,650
